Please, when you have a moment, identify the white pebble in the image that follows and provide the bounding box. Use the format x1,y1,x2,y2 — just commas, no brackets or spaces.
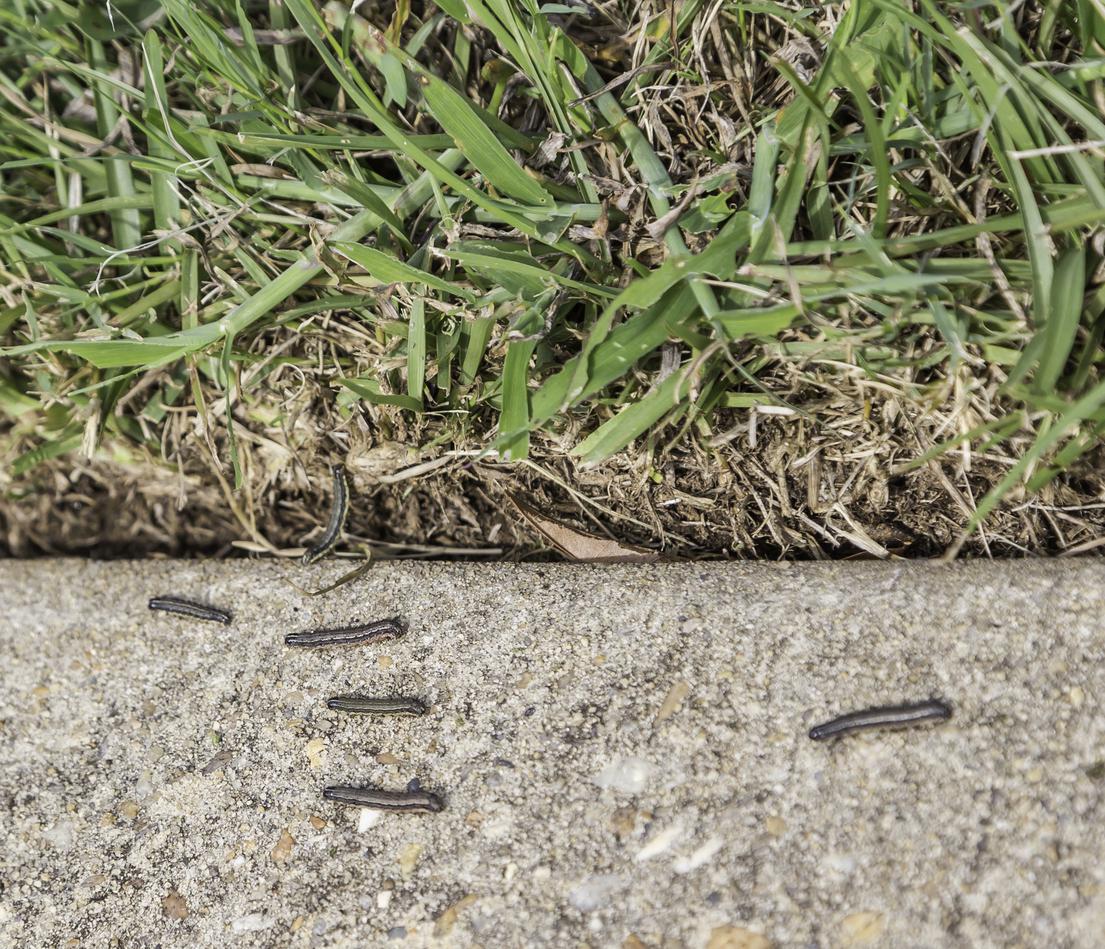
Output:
823,852,857,875
636,821,685,862
231,914,272,933
377,890,392,909
569,874,626,912
592,757,653,794
358,808,381,833
674,836,725,874
42,821,75,852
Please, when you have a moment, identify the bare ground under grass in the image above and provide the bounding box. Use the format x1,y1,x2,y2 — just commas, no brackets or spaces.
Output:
5,365,1105,559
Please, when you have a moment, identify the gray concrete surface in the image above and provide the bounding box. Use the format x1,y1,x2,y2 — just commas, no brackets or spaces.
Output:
1,559,1104,948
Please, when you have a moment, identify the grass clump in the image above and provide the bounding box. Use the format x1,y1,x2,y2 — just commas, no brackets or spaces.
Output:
1,0,1105,558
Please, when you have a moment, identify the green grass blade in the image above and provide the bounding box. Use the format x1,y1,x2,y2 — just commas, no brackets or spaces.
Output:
573,361,707,465
407,297,426,406
418,71,553,207
970,379,1105,531
1035,243,1087,393
498,338,537,461
332,241,474,301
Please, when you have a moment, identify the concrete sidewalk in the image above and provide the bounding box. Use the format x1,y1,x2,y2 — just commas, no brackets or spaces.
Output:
1,559,1103,947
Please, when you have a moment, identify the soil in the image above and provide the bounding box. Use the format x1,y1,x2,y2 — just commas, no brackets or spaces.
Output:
4,396,1104,560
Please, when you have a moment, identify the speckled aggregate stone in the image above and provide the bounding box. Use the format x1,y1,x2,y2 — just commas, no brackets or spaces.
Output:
1,559,1104,948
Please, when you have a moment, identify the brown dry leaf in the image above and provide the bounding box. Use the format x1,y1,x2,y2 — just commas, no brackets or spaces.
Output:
706,926,772,949
305,738,325,769
398,843,423,878
161,888,189,920
655,681,690,723
270,829,295,864
610,806,638,840
508,495,657,563
345,440,421,484
434,894,478,937
839,912,885,946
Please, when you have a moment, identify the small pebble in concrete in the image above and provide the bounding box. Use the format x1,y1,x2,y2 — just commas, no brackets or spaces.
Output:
231,914,272,933
593,756,652,793
673,835,725,874
636,821,685,862
570,874,627,912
